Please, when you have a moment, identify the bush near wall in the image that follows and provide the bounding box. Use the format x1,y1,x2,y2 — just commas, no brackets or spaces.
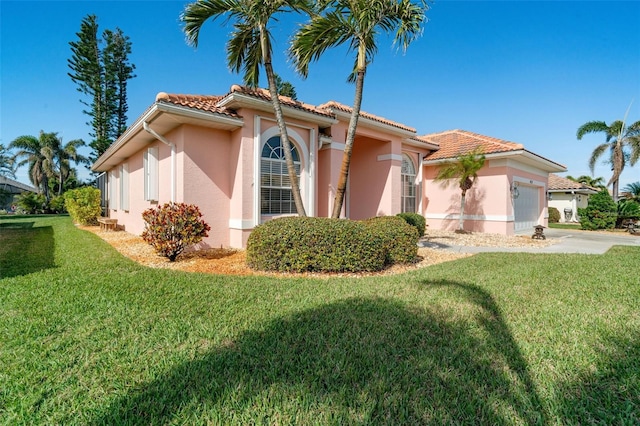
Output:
578,190,617,230
397,212,426,236
142,203,211,262
64,187,102,225
247,216,419,273
548,207,560,223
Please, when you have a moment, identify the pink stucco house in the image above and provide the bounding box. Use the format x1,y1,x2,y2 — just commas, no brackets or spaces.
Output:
92,85,566,248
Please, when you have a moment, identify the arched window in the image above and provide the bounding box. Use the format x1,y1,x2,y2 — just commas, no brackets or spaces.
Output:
401,153,416,213
261,136,301,215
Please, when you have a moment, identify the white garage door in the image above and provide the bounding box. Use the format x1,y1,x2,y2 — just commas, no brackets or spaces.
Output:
514,185,540,232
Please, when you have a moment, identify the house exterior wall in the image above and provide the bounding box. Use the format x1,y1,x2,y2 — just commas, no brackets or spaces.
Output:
182,125,232,247
107,138,175,236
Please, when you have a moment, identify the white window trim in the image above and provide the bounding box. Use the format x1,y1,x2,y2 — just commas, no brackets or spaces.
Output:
109,169,118,211
401,153,417,213
120,163,129,211
144,146,159,202
253,117,311,225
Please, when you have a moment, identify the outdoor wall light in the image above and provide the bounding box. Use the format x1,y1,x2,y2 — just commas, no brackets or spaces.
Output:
547,191,553,201
511,182,520,199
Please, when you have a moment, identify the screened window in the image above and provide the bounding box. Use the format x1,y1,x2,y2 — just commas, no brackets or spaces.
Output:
260,136,301,215
401,153,417,213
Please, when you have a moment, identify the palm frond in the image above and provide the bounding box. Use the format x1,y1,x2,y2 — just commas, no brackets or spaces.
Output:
587,142,609,175
576,120,609,140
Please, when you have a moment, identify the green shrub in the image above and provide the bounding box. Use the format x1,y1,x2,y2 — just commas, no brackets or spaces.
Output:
247,216,419,273
247,217,387,273
64,187,102,225
366,216,419,265
548,207,560,223
16,192,46,214
397,212,426,236
578,190,617,230
616,199,640,227
142,203,211,262
48,195,66,214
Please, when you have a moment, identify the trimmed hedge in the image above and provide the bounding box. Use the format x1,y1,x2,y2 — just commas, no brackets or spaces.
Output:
247,216,419,273
397,212,426,236
366,216,420,265
548,207,560,223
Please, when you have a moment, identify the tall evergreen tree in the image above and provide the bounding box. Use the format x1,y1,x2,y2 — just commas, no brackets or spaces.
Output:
68,15,135,163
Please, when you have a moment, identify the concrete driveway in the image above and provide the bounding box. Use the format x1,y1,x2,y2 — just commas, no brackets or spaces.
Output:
445,228,640,255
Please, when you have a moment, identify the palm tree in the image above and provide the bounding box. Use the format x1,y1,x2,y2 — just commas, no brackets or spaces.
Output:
577,118,640,202
566,174,606,190
0,144,16,178
622,181,640,202
54,138,88,195
181,0,311,216
291,0,428,218
434,149,486,233
10,131,58,202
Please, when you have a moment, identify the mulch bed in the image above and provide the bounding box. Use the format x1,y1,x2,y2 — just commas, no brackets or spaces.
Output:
79,226,472,278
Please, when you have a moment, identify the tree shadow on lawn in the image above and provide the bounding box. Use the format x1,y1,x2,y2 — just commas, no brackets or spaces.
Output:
92,280,547,424
0,223,54,278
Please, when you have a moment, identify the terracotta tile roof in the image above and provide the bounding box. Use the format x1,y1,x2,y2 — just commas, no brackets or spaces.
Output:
226,85,335,119
155,92,240,117
317,101,416,133
421,129,524,160
548,174,599,192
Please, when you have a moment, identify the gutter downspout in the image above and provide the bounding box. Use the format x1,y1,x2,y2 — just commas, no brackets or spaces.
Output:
143,121,176,203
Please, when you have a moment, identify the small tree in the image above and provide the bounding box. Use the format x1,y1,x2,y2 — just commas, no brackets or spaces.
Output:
578,189,617,230
142,203,211,262
434,149,486,233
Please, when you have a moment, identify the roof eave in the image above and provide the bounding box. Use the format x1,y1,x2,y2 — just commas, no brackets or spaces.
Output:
91,103,245,172
330,109,416,137
404,137,439,150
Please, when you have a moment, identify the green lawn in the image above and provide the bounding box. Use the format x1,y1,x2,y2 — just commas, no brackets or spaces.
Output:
548,222,583,230
1,216,639,425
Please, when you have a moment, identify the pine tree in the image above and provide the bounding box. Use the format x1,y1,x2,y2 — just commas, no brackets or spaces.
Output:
68,15,135,163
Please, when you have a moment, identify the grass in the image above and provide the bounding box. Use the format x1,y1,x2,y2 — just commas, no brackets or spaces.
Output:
1,215,639,424
548,222,583,230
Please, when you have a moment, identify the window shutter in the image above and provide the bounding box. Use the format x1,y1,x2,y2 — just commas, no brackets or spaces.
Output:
145,147,159,201
109,170,118,210
120,163,129,211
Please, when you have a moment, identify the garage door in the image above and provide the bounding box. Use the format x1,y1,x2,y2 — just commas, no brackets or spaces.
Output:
514,185,540,232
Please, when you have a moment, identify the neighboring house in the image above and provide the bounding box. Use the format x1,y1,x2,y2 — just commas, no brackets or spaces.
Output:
92,85,566,249
547,174,598,222
0,176,37,211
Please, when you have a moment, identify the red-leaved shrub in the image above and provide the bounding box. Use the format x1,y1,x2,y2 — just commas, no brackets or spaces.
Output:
141,203,211,261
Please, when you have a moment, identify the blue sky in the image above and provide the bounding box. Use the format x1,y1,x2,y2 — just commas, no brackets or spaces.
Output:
2,0,639,188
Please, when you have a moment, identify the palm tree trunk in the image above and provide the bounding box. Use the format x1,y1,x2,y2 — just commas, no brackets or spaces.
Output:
261,27,306,217
459,192,466,231
331,60,366,219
